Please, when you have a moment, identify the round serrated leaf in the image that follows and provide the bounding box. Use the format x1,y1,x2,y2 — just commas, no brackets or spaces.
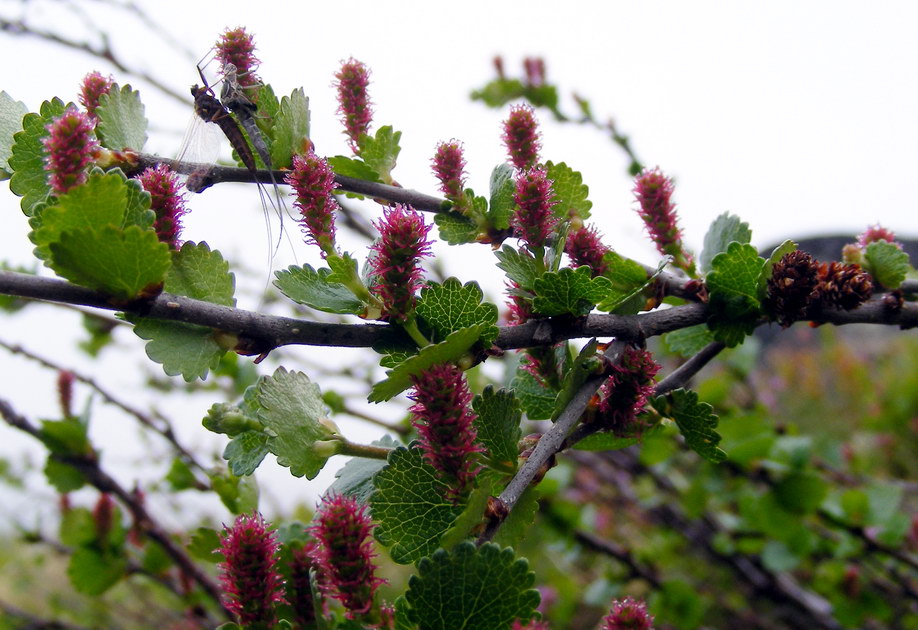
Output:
49,225,171,298
416,277,499,345
274,264,362,314
370,445,465,564
256,367,332,479
404,542,540,630
96,84,148,151
67,547,127,596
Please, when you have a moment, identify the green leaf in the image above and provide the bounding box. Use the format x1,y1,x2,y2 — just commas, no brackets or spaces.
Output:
416,278,499,345
864,241,910,289
165,457,197,491
509,369,558,421
132,318,225,381
30,169,129,260
224,431,270,476
488,163,516,230
274,264,364,314
470,78,527,108
271,88,310,169
38,418,91,456
256,368,334,479
49,225,171,298
187,527,223,563
368,325,486,403
68,547,127,595
663,324,716,357
96,83,147,150
493,487,539,550
700,212,752,273
140,540,173,575
120,171,155,229
131,242,235,381
545,161,591,221
326,155,383,183
404,542,540,630
43,458,86,492
551,339,602,420
532,266,612,316
211,469,259,515
595,251,654,314
370,445,465,564
0,91,28,178
472,386,522,473
164,241,236,304
495,245,540,291
358,125,401,185
328,435,401,504
573,430,645,452
324,251,360,285
252,83,279,141
9,98,68,215
772,472,828,514
705,242,765,347
434,211,479,245
761,540,800,572
439,473,498,549
60,508,96,547
651,389,726,463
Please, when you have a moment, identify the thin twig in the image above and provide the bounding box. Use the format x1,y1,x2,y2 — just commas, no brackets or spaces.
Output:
0,19,190,105
0,399,233,621
654,340,727,396
0,597,90,630
3,272,917,356
0,339,209,482
131,153,449,214
477,341,627,545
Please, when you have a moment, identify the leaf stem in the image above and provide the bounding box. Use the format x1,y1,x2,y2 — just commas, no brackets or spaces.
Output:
336,439,394,461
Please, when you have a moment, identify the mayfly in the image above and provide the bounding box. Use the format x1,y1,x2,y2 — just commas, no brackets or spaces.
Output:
186,73,258,191
218,62,291,222
182,62,291,260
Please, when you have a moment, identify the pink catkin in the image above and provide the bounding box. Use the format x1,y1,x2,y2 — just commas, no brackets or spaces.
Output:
408,363,484,500
857,223,900,249
215,26,261,90
138,164,187,249
43,107,99,195
286,151,340,256
334,58,373,153
369,204,432,322
218,513,286,628
512,167,558,250
308,494,385,619
565,224,610,277
633,167,692,270
596,347,660,435
78,72,113,120
601,597,655,630
432,140,467,200
503,105,541,171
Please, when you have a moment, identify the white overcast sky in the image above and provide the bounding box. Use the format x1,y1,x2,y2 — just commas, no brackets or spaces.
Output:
1,1,916,525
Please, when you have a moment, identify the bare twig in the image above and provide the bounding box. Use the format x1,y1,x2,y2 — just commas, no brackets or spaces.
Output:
654,340,727,396
130,153,449,214
2,272,917,357
0,18,190,105
0,339,209,482
0,597,90,630
0,399,233,621
477,342,627,545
